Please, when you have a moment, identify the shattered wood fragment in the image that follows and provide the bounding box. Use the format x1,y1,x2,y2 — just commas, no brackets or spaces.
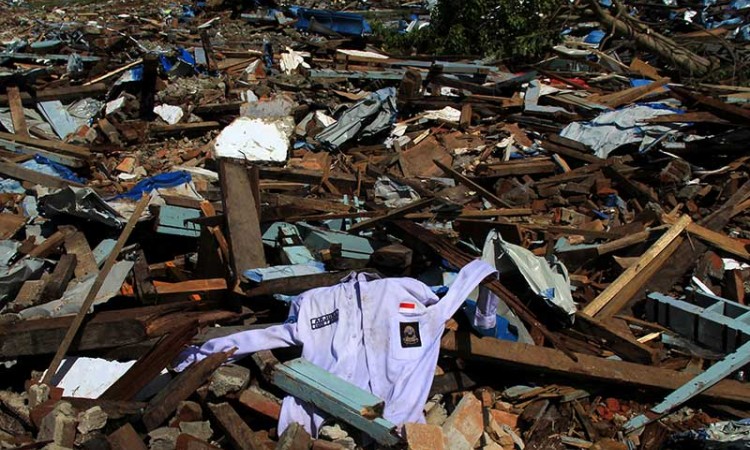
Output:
143,351,230,430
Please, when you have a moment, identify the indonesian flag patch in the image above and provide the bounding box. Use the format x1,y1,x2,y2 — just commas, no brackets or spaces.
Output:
399,302,416,314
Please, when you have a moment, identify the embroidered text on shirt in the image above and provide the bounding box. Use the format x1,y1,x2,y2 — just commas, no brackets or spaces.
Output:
399,321,422,348
310,309,339,330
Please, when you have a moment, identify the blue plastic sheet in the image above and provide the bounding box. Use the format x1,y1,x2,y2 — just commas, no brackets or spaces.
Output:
584,29,606,44
111,171,192,200
288,6,372,36
31,155,86,184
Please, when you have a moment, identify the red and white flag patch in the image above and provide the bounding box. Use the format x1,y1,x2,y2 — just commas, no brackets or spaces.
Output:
399,302,416,314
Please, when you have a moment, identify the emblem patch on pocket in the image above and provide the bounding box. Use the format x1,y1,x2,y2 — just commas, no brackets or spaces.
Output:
399,321,422,348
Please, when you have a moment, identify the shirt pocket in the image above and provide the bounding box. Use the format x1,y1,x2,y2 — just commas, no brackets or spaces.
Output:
390,313,429,361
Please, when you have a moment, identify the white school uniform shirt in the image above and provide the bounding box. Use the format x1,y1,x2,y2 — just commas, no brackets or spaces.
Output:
174,259,496,436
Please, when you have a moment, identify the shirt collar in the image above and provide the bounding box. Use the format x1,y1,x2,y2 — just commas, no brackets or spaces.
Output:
340,271,382,284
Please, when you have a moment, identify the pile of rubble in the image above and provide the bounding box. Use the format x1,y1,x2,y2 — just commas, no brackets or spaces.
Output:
0,0,749,449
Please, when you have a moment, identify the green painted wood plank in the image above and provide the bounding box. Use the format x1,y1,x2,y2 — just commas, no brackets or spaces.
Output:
272,358,401,447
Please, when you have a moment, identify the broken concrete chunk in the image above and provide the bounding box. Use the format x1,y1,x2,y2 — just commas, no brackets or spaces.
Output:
208,364,250,397
76,406,107,434
442,393,483,450
38,401,77,448
213,116,294,162
148,426,179,450
178,421,212,441
404,422,445,450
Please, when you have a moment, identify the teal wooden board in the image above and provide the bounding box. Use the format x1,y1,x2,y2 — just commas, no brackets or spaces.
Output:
157,205,201,237
272,358,400,447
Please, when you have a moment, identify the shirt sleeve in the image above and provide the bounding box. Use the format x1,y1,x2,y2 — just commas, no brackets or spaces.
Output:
173,321,302,372
434,259,497,323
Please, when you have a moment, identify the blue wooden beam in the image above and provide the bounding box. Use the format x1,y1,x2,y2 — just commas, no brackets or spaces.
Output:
271,358,401,447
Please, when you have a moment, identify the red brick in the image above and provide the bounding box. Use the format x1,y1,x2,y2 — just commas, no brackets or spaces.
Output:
489,409,519,429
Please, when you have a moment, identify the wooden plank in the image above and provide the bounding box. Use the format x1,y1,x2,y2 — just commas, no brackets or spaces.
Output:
84,60,143,86
28,230,67,258
100,322,197,401
108,423,148,450
573,312,658,364
591,78,668,108
207,402,263,450
132,250,157,303
647,180,750,294
433,159,513,208
582,215,691,318
683,221,750,261
0,161,84,189
155,278,228,295
670,84,750,124
156,205,201,237
143,351,230,430
0,213,26,239
176,434,222,450
219,159,266,275
150,122,221,135
541,140,601,164
7,87,28,137
200,200,230,264
0,131,90,159
41,195,150,386
242,270,363,297
348,197,435,232
40,254,76,302
63,230,98,279
440,331,750,405
271,358,400,447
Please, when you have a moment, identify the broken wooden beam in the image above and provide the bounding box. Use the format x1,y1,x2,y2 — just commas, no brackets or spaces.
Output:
7,86,28,137
271,358,401,447
206,402,264,450
219,159,266,278
433,159,513,208
0,161,85,189
440,331,750,405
